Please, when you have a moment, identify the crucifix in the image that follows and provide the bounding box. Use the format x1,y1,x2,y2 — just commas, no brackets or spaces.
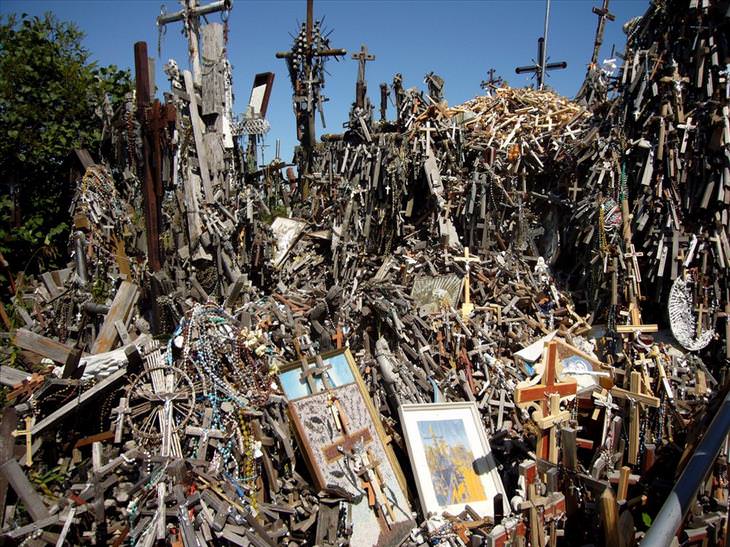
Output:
588,0,615,68
454,247,481,318
12,417,34,467
156,0,231,85
352,44,375,110
515,341,577,462
515,1,567,89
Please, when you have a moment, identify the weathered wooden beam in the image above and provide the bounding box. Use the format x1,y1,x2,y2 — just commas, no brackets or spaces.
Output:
90,281,139,354
13,329,74,364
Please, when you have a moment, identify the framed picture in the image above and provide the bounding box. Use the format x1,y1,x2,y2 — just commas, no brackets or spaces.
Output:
399,402,510,518
278,350,415,547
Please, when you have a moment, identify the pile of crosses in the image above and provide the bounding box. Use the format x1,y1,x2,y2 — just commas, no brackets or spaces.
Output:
1,0,729,545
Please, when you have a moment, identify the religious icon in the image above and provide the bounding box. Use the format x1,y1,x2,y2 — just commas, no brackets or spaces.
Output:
400,402,510,518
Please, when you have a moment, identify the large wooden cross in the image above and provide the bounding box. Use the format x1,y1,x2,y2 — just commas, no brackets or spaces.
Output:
610,370,659,466
454,247,480,318
588,0,615,67
515,341,577,462
352,44,375,109
156,0,231,85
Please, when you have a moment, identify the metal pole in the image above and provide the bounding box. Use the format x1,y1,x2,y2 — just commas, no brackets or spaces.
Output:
540,0,551,89
642,388,730,546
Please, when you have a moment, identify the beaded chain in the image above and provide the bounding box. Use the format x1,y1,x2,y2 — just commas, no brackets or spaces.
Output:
165,303,274,503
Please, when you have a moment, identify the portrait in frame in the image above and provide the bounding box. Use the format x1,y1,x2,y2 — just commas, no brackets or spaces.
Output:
399,401,510,518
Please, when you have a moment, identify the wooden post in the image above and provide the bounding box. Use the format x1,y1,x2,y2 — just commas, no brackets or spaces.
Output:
134,42,161,272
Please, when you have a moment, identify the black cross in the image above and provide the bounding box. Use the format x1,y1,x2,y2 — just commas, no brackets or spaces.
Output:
515,37,567,89
352,44,375,109
480,68,504,92
589,0,615,67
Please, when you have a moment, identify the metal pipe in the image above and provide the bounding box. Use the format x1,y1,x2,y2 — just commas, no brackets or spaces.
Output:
540,0,551,89
642,387,730,546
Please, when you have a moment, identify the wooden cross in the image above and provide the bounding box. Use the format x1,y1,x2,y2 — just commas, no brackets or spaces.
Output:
321,394,373,462
514,341,577,462
610,370,659,465
453,247,480,318
351,44,375,109
156,0,231,85
110,397,129,444
331,325,344,349
677,116,696,154
298,356,333,394
358,447,395,530
12,417,34,467
185,408,226,460
567,178,582,201
420,121,437,156
589,0,615,67
488,389,516,431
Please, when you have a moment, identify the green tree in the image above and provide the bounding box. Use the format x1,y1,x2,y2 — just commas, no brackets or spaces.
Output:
0,13,131,278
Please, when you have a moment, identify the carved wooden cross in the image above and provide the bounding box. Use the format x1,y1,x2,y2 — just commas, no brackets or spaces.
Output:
111,397,129,444
351,44,375,109
454,247,480,318
156,0,231,84
298,356,332,394
515,341,577,462
321,394,373,463
12,417,34,467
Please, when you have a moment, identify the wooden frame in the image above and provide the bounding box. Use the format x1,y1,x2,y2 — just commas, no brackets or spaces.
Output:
399,401,510,518
278,349,414,546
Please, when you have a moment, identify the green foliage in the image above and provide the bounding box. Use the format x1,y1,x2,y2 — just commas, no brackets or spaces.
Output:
0,13,132,275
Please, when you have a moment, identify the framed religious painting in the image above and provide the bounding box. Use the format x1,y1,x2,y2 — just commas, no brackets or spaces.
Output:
277,349,415,547
399,401,510,518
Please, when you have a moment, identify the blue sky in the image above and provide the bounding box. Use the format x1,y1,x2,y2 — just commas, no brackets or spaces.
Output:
1,0,649,164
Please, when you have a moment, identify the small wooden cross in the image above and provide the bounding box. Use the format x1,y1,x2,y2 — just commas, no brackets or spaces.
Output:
453,247,480,318
567,178,582,201
110,397,129,444
12,416,34,467
185,408,226,460
331,325,344,349
488,388,516,431
298,356,333,394
514,341,577,462
419,121,437,156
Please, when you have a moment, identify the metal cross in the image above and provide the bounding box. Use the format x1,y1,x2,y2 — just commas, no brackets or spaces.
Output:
480,68,503,94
